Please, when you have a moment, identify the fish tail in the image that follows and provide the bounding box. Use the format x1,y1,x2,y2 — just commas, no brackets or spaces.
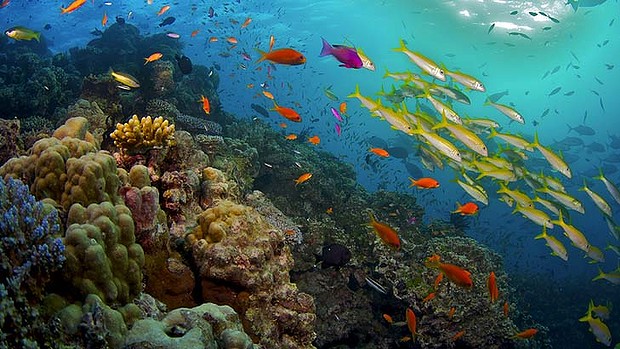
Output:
255,48,268,63
347,84,362,99
487,127,498,139
534,226,548,240
591,268,605,282
393,39,407,52
408,177,417,187
319,37,332,57
34,31,41,42
367,211,377,224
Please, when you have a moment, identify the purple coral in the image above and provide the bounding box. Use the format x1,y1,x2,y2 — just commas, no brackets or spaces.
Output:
0,177,65,347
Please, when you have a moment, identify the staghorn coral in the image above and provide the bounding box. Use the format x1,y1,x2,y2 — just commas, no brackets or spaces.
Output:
61,201,145,305
0,177,66,348
110,115,175,154
187,199,316,349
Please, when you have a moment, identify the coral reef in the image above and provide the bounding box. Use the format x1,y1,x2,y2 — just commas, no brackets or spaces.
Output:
61,201,145,304
110,115,176,154
176,114,223,135
0,119,23,165
146,60,175,97
0,177,66,348
187,199,316,348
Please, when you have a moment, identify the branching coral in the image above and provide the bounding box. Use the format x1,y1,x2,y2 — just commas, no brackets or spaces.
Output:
110,115,175,154
0,177,66,348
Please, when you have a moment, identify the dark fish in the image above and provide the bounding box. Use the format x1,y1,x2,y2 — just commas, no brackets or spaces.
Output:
115,16,125,25
529,11,538,16
542,26,552,31
587,142,605,153
605,64,614,70
214,63,221,70
488,23,495,34
542,71,550,80
250,103,269,118
175,54,193,74
488,90,509,102
44,24,51,30
550,65,561,74
510,10,518,15
599,97,605,111
90,28,103,36
567,124,595,136
159,16,175,27
403,161,423,179
541,109,550,117
367,136,388,149
548,87,561,96
386,147,409,159
208,6,215,18
564,91,575,96
316,243,351,269
549,16,560,23
610,19,615,26
595,77,604,85
570,51,580,62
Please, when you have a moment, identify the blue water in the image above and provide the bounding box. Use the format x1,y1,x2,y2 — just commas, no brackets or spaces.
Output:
2,0,620,346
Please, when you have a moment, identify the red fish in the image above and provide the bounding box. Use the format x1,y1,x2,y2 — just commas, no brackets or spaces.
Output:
513,328,538,339
406,308,417,338
453,202,479,215
368,212,401,250
199,95,210,115
433,272,443,290
425,254,473,288
256,48,306,65
272,101,301,122
503,301,509,317
409,177,440,189
487,271,499,303
423,292,436,303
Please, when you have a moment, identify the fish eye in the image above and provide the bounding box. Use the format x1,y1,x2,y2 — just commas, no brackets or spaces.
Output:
439,70,445,75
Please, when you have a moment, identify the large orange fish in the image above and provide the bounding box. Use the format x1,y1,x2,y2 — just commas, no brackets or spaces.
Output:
453,202,479,215
487,271,499,303
409,177,439,189
425,254,473,288
513,328,538,339
406,308,417,338
61,0,86,14
256,48,306,65
368,212,401,250
272,101,301,122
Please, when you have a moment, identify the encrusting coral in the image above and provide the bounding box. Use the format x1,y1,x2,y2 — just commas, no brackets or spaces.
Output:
110,115,175,154
187,199,316,349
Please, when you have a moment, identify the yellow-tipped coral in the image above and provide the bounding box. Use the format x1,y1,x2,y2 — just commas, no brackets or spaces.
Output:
110,115,175,153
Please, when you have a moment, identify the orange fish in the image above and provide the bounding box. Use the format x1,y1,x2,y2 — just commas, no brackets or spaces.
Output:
513,328,538,339
400,336,412,343
326,207,333,214
503,301,509,317
308,135,320,145
369,148,389,157
448,306,456,319
246,83,254,89
157,5,170,16
61,0,86,14
368,212,400,250
272,101,301,122
453,202,479,215
487,271,499,303
240,17,252,29
425,255,473,288
144,52,163,65
278,122,287,128
409,177,440,189
423,292,436,303
382,313,393,325
262,91,275,100
285,134,297,140
191,29,200,37
209,36,218,43
294,173,312,185
433,273,443,290
269,35,275,51
199,95,210,115
406,308,417,338
226,37,238,44
451,330,465,341
256,47,306,65
102,11,108,26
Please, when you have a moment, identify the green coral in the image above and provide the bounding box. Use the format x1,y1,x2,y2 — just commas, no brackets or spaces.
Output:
62,202,144,304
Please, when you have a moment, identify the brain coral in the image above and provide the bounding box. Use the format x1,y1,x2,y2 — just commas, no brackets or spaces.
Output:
187,199,316,349
62,201,144,304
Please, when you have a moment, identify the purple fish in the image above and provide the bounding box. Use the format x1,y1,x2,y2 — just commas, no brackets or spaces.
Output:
319,37,363,69
335,123,341,136
330,107,343,122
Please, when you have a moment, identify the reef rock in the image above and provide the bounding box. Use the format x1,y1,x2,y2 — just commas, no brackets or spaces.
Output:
187,199,316,348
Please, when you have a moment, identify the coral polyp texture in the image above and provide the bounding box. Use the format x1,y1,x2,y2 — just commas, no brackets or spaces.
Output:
110,115,176,154
0,177,66,348
187,199,316,348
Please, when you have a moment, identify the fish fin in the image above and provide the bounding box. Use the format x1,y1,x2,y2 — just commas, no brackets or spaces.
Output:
255,48,268,63
319,37,332,57
34,31,41,42
534,226,548,239
347,84,361,99
392,39,407,52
